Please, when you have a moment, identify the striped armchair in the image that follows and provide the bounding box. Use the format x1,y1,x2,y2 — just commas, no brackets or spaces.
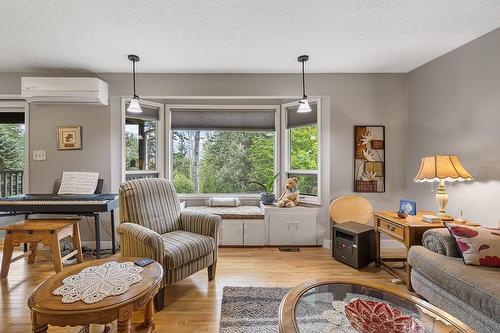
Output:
116,178,221,310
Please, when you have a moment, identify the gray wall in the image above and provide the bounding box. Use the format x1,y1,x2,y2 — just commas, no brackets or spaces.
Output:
407,28,500,227
0,73,408,243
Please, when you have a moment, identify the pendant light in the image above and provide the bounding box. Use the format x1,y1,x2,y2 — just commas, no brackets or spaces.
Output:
127,54,142,113
297,55,312,113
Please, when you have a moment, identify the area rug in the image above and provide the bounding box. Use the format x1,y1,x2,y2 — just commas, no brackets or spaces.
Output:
219,287,289,333
219,286,426,333
219,286,345,333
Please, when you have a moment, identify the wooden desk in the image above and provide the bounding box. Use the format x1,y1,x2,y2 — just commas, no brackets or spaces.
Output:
374,211,444,291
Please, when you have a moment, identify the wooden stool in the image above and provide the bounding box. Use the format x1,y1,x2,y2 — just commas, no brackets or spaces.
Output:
0,219,83,278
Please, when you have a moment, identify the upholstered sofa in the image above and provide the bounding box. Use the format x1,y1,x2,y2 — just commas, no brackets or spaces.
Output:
408,228,500,333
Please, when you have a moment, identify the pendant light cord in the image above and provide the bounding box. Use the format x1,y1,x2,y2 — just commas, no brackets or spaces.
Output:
301,60,306,99
132,60,137,98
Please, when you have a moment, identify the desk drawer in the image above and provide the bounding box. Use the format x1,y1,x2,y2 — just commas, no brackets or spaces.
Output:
378,219,404,240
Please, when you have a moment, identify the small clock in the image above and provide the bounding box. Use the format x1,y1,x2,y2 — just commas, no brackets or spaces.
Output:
399,200,417,216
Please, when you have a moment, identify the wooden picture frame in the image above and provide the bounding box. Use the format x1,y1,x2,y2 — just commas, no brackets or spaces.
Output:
57,126,82,150
354,125,385,192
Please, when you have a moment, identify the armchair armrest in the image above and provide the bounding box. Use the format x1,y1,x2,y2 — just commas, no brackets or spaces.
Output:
116,222,165,265
180,211,222,239
422,228,460,258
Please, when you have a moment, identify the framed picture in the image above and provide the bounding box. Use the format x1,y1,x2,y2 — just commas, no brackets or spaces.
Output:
354,125,385,192
57,126,82,150
400,199,417,216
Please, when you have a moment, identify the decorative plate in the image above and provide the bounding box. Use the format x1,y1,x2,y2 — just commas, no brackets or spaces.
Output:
345,299,424,333
53,261,143,304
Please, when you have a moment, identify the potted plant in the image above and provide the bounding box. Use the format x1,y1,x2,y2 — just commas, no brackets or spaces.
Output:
247,173,280,205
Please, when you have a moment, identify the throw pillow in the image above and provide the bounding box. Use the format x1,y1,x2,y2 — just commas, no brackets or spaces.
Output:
206,197,241,207
444,222,500,267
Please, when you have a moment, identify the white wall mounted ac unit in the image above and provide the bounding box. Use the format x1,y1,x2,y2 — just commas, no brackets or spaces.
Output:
21,77,109,105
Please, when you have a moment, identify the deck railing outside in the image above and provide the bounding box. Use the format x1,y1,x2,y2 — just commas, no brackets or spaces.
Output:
0,170,24,197
125,170,160,181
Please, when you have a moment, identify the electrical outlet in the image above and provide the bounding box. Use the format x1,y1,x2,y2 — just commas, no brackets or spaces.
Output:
33,150,46,161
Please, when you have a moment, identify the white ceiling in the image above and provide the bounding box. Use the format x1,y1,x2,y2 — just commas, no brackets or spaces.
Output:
1,0,500,73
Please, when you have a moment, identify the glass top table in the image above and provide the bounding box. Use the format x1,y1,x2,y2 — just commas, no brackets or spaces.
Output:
279,279,472,333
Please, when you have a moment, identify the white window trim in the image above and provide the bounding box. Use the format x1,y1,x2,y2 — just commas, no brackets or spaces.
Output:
0,100,30,194
120,98,165,182
281,97,321,205
166,104,281,199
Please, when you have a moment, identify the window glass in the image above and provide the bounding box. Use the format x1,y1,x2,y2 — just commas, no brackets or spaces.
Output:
172,130,275,194
287,173,318,197
125,119,157,171
289,125,318,170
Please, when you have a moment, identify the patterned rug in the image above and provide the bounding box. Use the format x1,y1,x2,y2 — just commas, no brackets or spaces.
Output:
219,286,427,333
219,287,289,333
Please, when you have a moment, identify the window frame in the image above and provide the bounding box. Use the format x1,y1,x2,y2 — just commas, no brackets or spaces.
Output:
121,98,165,182
281,98,321,205
0,100,30,195
165,104,281,198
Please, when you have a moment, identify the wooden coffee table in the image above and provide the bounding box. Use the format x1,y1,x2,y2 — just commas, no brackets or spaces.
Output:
28,257,163,333
279,279,473,333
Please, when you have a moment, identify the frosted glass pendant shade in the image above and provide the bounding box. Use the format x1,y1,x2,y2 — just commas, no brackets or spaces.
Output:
297,99,312,113
127,97,142,113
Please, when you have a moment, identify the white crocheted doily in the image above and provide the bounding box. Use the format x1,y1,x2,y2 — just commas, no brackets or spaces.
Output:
53,261,143,304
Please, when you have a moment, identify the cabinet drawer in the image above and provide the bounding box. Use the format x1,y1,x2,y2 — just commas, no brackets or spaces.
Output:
378,219,404,241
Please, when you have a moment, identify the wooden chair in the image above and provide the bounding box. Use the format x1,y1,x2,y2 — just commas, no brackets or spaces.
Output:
0,219,83,278
329,195,374,225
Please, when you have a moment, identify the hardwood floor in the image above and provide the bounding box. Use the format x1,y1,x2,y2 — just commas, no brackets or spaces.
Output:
0,247,407,332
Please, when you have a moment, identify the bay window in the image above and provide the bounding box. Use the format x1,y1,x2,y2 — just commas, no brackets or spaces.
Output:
283,99,320,203
168,106,279,195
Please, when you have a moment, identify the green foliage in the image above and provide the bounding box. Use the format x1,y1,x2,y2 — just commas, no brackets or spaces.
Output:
170,125,319,195
125,129,139,170
0,124,24,171
290,125,318,170
172,173,194,193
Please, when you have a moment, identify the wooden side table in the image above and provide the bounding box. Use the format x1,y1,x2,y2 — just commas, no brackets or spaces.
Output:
374,211,445,291
0,218,83,278
28,257,163,333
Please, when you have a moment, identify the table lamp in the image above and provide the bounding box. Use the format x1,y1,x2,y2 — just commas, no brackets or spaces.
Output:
414,155,473,221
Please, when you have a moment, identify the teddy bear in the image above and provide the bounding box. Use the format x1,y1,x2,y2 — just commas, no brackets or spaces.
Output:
277,177,300,208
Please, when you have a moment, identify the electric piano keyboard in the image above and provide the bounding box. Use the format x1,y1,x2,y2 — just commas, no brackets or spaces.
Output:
0,194,118,259
0,194,118,213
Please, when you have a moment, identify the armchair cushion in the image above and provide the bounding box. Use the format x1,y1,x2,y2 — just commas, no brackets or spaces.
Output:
119,178,182,234
161,230,216,269
180,211,222,238
116,222,165,265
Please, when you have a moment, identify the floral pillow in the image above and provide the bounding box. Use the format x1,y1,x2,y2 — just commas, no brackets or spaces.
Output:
444,222,500,267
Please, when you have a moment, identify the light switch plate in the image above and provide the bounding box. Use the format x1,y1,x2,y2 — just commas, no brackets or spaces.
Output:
33,150,46,161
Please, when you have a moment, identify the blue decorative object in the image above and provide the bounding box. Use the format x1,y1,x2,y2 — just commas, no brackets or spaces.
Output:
399,200,417,216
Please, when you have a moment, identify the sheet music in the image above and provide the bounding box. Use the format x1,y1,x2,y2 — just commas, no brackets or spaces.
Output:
58,172,99,194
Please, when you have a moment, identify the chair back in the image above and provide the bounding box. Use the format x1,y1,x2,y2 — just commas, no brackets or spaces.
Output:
119,178,181,234
329,195,373,224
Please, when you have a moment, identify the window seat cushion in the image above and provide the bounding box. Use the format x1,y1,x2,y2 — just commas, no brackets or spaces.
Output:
183,205,264,220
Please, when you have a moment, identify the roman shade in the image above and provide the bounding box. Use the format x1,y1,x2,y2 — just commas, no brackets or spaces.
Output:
287,102,317,128
170,109,276,131
0,112,24,124
125,103,160,121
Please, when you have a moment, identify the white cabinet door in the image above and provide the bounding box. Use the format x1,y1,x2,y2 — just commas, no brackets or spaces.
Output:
292,214,317,245
269,214,294,245
220,221,243,246
244,221,266,246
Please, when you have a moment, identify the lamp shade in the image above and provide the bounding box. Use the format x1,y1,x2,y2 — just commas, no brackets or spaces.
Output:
414,155,473,183
127,97,142,113
297,99,312,113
